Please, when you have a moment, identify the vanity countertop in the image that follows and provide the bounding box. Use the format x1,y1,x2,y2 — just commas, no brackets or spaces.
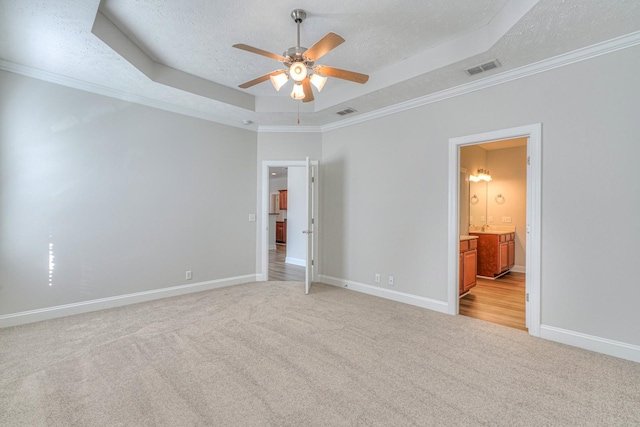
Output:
468,226,515,235
460,235,479,241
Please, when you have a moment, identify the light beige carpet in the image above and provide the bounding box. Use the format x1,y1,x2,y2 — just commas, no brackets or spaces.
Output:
1,281,639,426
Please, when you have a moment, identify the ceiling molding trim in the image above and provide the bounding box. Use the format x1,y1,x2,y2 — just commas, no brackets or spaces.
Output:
0,59,254,131
258,126,323,133
316,30,640,133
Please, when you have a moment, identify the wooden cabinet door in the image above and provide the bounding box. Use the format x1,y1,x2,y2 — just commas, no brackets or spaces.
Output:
276,222,284,243
279,190,288,210
463,250,477,293
508,240,515,268
499,242,509,272
459,254,464,294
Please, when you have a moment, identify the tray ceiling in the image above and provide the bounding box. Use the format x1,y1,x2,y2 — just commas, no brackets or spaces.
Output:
1,0,639,129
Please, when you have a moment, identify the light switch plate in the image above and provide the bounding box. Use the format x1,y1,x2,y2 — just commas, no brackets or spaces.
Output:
502,216,512,223
248,214,256,222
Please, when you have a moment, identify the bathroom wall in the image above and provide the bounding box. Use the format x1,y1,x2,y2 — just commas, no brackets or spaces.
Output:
486,146,527,270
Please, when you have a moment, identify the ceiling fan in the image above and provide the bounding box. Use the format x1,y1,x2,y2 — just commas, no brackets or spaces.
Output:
233,9,369,102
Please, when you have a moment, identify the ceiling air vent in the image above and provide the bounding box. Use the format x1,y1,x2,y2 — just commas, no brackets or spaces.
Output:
336,107,357,116
466,59,501,76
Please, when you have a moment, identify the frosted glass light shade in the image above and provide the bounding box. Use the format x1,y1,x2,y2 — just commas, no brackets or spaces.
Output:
270,73,289,91
289,63,308,82
309,73,327,92
291,83,305,100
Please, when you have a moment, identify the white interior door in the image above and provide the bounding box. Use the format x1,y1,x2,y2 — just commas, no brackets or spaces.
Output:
304,157,314,294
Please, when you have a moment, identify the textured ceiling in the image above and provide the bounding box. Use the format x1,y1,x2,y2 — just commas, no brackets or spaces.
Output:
1,0,639,129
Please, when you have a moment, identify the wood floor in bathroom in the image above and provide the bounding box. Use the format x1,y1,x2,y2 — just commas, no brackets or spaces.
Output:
459,272,527,331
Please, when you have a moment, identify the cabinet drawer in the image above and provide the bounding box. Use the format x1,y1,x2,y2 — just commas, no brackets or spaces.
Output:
460,241,468,252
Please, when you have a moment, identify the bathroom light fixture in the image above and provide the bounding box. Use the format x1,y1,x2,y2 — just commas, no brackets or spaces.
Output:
470,168,492,182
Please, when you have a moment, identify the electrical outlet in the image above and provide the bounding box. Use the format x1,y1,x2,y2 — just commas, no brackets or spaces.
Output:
502,216,512,223
186,270,192,280
375,273,381,283
388,276,394,286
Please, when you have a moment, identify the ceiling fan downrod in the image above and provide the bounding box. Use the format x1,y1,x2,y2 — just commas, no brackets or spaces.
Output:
290,9,306,48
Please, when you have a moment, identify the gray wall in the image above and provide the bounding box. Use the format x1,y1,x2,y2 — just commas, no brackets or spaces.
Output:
0,71,257,315
320,45,640,346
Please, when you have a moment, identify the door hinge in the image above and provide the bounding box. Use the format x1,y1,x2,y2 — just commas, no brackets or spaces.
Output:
311,177,315,183
526,293,529,302
311,218,314,224
311,260,314,266
527,156,530,165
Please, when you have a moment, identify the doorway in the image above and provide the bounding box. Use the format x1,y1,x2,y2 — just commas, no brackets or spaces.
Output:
267,166,305,282
459,138,527,330
448,124,541,337
260,160,319,286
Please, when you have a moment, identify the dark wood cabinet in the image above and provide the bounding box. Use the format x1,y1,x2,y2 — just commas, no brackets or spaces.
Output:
470,232,515,278
279,190,288,210
276,221,286,243
459,238,478,295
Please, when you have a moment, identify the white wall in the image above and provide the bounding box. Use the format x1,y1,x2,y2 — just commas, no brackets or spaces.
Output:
0,71,257,317
320,44,640,347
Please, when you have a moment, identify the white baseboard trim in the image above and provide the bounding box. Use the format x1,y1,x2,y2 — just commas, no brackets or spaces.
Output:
269,244,276,250
0,274,257,328
285,257,306,267
540,324,640,363
320,275,449,314
511,265,526,273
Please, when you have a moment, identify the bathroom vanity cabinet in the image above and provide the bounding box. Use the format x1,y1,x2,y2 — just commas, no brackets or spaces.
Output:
459,237,478,295
470,232,515,278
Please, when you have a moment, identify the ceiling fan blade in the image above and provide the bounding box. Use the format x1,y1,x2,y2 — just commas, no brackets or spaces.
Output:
314,65,369,84
303,32,345,62
301,78,314,103
233,44,286,62
238,70,286,89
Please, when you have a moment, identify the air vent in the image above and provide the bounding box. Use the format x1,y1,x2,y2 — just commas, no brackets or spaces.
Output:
466,59,501,76
336,107,357,116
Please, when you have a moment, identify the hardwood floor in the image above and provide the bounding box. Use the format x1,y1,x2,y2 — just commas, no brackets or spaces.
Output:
459,272,527,331
268,244,305,281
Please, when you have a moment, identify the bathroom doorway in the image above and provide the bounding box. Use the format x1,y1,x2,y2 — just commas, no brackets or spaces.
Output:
448,124,541,337
459,138,527,330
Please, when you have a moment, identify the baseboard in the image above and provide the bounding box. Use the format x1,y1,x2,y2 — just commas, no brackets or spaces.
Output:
285,257,306,267
0,274,257,328
511,264,526,273
540,324,640,363
320,275,449,314
269,244,276,250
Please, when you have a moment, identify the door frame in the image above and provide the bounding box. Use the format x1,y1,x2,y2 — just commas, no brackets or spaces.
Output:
447,123,541,337
259,160,319,282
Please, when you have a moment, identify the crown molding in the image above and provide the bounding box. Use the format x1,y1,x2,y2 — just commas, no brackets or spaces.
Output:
0,59,255,131
314,30,640,133
3,31,639,135
258,125,322,133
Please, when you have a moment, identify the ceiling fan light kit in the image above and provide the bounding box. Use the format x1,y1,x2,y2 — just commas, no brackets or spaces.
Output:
233,8,369,103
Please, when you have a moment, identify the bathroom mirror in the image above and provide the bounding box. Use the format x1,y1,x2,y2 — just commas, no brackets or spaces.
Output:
469,181,487,227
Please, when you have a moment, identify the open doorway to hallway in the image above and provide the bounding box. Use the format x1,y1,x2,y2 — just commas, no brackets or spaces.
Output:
267,166,305,282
